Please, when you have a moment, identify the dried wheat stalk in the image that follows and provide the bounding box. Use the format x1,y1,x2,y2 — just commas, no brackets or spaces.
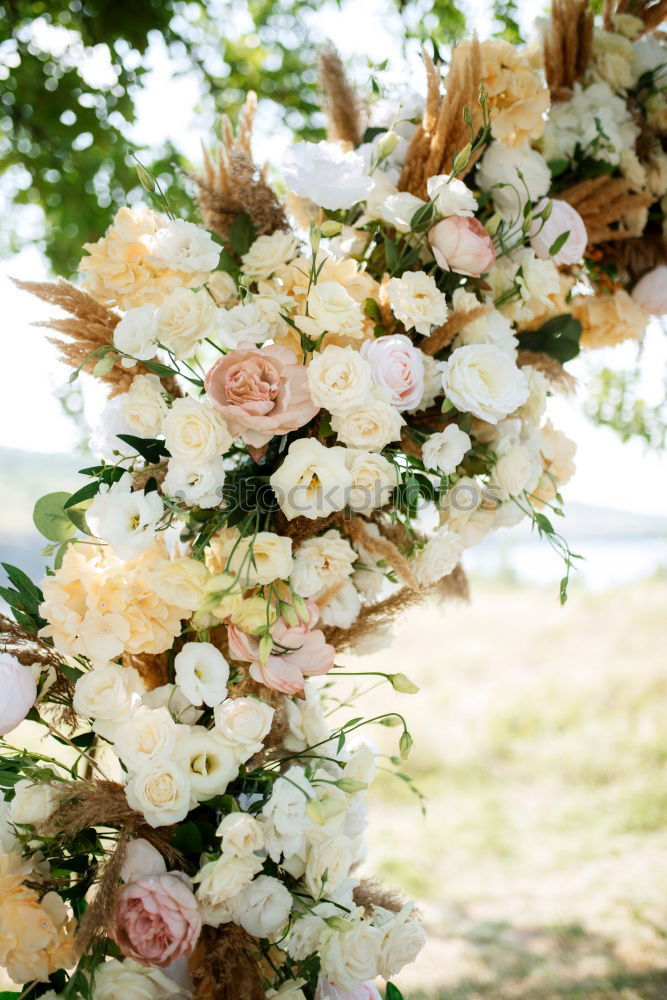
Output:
354,878,405,916
516,350,576,390
603,0,667,33
544,0,594,100
319,43,363,146
560,175,654,243
343,517,420,591
423,304,493,356
598,231,667,281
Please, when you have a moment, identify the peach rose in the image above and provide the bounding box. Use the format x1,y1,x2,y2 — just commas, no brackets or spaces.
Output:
228,601,335,695
205,344,318,448
113,872,202,968
429,216,496,277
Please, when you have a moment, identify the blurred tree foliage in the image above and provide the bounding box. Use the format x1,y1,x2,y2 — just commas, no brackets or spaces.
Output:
0,0,475,276
585,367,667,450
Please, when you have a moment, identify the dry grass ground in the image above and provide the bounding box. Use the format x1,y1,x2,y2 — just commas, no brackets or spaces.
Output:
332,578,667,1000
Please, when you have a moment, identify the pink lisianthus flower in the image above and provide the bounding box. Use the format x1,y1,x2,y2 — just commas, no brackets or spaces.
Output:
204,343,319,448
361,334,425,411
113,872,202,968
428,216,496,277
228,601,335,695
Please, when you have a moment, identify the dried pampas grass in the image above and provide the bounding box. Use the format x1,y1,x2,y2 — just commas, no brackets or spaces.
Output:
560,175,654,243
354,878,406,916
319,43,363,147
422,304,493,356
343,517,419,591
190,924,265,1000
603,0,667,33
543,0,594,101
516,350,576,390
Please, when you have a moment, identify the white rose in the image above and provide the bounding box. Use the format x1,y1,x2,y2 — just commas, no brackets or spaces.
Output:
195,853,263,925
241,231,299,280
262,766,313,861
283,141,373,211
113,305,158,368
234,874,293,938
87,473,163,561
378,915,427,979
174,641,229,707
125,756,191,828
413,528,463,586
307,345,373,415
332,393,404,452
225,532,294,587
516,249,560,312
451,289,518,357
156,287,217,360
142,683,202,726
216,812,265,855
320,581,361,629
290,529,357,600
380,191,427,233
216,302,271,348
408,354,445,413
442,344,529,423
151,556,210,613
319,922,383,991
214,697,275,763
270,439,352,521
150,219,220,274
426,174,477,217
113,707,177,773
388,271,448,336
164,396,232,463
73,665,143,735
118,374,169,438
477,142,551,218
175,725,239,801
421,425,471,475
163,456,226,509
492,445,540,499
297,282,365,340
346,450,399,516
11,779,61,826
92,957,184,1000
304,834,354,898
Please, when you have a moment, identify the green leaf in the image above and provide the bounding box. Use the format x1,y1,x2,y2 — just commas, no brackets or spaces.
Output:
170,820,203,855
142,359,179,379
548,158,570,178
1,563,43,609
361,126,387,143
33,492,78,542
363,297,382,323
229,212,257,257
384,236,398,273
519,314,582,363
64,481,102,509
549,230,571,257
116,434,170,464
67,499,93,535
386,983,405,1000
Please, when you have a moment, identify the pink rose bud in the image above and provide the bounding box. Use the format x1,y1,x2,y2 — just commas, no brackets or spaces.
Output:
113,872,202,968
0,653,36,735
529,198,588,265
315,979,382,1000
631,266,667,316
428,216,496,277
121,838,167,884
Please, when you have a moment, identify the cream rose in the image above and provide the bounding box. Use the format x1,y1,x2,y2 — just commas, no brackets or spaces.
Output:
113,707,177,773
120,374,169,438
214,697,275,763
492,445,540,500
270,439,352,521
10,779,61,826
216,812,265,855
92,957,185,1000
413,528,463,586
296,282,365,340
233,874,293,938
195,853,263,925
319,923,383,992
217,301,271,349
331,394,404,452
224,532,294,587
346,450,399,516
163,397,232,462
441,344,529,423
387,271,448,336
156,286,217,359
377,915,427,979
307,345,373,415
125,757,191,828
241,231,299,280
73,665,143,735
304,834,354,898
290,529,357,600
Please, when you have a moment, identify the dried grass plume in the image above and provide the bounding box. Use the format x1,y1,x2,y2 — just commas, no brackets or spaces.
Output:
319,43,363,147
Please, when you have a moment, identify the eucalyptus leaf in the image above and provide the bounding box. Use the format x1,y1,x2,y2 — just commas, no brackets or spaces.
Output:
33,492,78,542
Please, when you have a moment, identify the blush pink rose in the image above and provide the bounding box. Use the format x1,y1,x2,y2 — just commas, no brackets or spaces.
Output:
204,343,319,448
120,838,167,884
529,198,587,265
428,216,496,277
632,266,667,315
361,334,425,411
0,653,36,736
315,978,382,1000
113,872,202,968
228,600,335,695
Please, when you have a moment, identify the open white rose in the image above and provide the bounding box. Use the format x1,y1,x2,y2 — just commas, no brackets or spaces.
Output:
216,812,265,855
11,779,61,826
120,374,169,438
332,393,404,452
441,344,529,423
195,853,263,925
174,725,238,801
163,397,232,463
270,439,352,521
412,528,463,586
319,922,383,992
290,529,357,600
214,697,275,763
234,874,293,938
492,444,540,500
346,450,399,516
156,286,217,359
426,174,477,217
283,141,373,211
113,305,158,368
125,756,192,827
92,957,185,1000
388,271,448,336
87,473,164,561
241,231,299,280
73,664,143,736
224,532,294,587
377,914,427,979
297,281,365,340
150,219,220,274
174,641,230,707
152,556,210,613
216,301,272,348
421,425,471,475
304,834,354,898
307,345,373,415
113,706,177,773
163,456,226,509
477,142,551,218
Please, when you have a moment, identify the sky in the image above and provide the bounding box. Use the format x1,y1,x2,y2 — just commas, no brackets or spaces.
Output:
1,0,666,518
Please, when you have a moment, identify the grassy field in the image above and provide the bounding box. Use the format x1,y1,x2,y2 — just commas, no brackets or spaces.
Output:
332,578,667,1000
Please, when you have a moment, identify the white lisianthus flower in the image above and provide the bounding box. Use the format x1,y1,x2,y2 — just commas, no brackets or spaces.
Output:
319,922,383,992
477,142,551,218
296,282,365,340
262,765,313,861
422,425,471,474
163,456,226,510
283,141,373,210
156,286,217,359
377,911,427,979
73,665,143,735
195,853,263,925
320,580,362,629
307,345,373,415
413,528,463,586
142,683,202,726
11,779,61,826
492,445,541,500
241,231,299,280
92,957,185,1000
283,682,332,754
288,914,327,961
174,641,230,707
224,532,294,587
174,725,239,801
364,170,398,219
380,191,427,232
125,756,191,828
150,219,221,273
426,174,477,216
216,302,272,348
163,397,232,463
290,529,357,600
305,834,354,898
387,271,448,336
233,874,293,938
346,449,399,516
270,439,352,521
113,305,158,368
441,344,529,423
214,697,275,763
216,812,265,855
87,473,163,560
332,392,404,452
113,706,177,773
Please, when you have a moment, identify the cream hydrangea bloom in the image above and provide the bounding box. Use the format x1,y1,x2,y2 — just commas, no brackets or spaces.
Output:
571,289,648,348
